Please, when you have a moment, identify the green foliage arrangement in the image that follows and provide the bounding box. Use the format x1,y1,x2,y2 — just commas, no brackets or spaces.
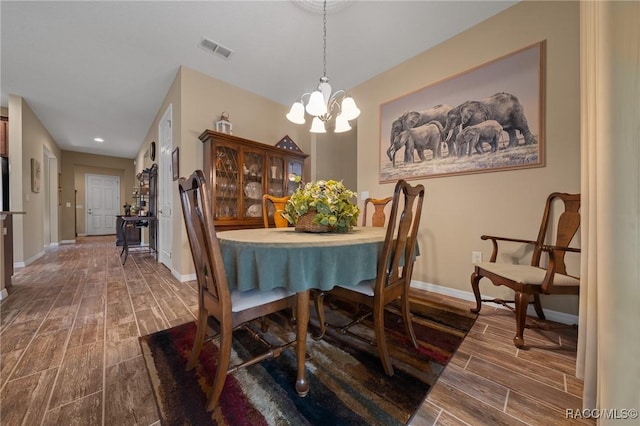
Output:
284,179,360,233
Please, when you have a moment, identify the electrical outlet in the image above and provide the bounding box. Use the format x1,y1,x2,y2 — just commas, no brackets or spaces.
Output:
471,251,482,263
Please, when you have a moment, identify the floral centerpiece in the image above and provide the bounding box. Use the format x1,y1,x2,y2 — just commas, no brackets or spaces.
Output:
283,179,360,233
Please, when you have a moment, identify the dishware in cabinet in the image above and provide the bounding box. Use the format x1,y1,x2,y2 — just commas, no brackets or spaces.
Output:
214,144,239,219
242,148,264,219
267,156,285,197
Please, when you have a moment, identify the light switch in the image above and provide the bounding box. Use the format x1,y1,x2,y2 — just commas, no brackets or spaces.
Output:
360,191,369,201
66,202,71,208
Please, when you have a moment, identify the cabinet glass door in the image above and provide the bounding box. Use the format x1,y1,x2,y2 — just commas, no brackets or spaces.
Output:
267,156,285,197
242,150,264,219
215,146,239,218
287,159,304,195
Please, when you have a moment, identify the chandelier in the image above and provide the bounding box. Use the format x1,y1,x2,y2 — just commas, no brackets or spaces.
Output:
286,0,360,133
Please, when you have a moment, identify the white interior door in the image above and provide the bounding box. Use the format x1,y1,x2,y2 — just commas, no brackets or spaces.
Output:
86,174,119,235
43,147,59,246
158,105,173,267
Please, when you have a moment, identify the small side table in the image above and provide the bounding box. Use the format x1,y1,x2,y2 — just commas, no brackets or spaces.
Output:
118,215,158,265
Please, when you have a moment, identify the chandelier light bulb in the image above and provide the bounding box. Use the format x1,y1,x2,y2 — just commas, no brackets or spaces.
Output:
310,117,327,133
334,114,351,133
306,90,327,116
340,97,360,121
286,102,306,124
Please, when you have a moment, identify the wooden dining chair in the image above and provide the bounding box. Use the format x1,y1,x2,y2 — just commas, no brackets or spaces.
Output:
362,196,393,227
179,170,296,412
262,194,290,228
313,179,425,376
470,192,581,348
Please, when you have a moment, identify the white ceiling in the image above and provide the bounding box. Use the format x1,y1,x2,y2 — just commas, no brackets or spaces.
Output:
1,0,516,159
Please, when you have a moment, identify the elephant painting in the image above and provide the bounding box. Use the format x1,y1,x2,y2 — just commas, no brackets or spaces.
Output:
389,121,443,165
387,104,453,159
443,92,536,151
455,120,504,156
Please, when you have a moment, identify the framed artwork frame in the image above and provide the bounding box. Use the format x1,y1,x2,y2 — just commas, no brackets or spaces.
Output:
172,147,179,181
31,158,41,193
379,41,545,182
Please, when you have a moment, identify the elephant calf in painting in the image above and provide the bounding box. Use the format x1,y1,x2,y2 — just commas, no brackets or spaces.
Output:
390,121,443,165
455,120,504,156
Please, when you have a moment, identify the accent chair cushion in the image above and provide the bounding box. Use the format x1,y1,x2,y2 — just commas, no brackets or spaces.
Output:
476,262,579,286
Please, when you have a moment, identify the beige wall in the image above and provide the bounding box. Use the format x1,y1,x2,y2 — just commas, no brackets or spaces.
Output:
353,1,581,315
60,151,136,240
138,66,310,279
8,95,62,264
314,126,358,190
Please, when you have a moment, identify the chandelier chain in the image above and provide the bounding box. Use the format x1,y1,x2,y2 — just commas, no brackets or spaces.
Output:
322,0,327,78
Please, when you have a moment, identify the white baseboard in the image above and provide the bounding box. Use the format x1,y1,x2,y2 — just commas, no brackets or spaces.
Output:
411,280,578,325
60,240,76,245
0,288,8,300
173,270,196,283
49,242,59,247
77,233,87,237
14,250,45,269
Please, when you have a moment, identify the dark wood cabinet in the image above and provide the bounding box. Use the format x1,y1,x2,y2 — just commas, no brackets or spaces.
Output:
200,130,307,230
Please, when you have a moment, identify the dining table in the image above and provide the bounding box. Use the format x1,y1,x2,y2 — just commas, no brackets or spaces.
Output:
216,226,387,397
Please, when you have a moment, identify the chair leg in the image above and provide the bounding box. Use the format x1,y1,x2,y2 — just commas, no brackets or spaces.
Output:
205,325,232,412
186,310,208,371
533,293,546,320
514,291,529,349
401,293,418,348
374,304,394,376
470,272,483,314
311,291,327,340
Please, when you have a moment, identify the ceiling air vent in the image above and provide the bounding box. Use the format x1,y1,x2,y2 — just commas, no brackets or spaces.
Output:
199,37,233,59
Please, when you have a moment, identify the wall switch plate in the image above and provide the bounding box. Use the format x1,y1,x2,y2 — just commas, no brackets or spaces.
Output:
472,251,483,263
360,191,369,201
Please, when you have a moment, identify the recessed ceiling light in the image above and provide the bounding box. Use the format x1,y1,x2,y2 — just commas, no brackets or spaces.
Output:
94,137,104,143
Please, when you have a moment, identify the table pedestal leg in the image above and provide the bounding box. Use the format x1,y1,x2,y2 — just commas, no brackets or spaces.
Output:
295,290,310,397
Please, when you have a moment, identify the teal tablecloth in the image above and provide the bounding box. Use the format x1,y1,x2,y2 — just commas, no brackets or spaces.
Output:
217,227,387,292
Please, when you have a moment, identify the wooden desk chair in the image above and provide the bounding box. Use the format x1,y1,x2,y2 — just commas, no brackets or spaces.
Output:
362,196,393,227
470,192,581,348
262,194,290,228
314,179,425,376
179,170,296,412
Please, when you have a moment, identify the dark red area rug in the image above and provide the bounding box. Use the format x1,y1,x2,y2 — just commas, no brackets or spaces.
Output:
139,295,476,425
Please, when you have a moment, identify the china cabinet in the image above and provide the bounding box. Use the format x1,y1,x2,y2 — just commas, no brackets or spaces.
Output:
200,130,307,230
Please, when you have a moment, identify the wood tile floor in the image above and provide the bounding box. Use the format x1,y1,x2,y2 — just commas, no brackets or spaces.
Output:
0,236,591,425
